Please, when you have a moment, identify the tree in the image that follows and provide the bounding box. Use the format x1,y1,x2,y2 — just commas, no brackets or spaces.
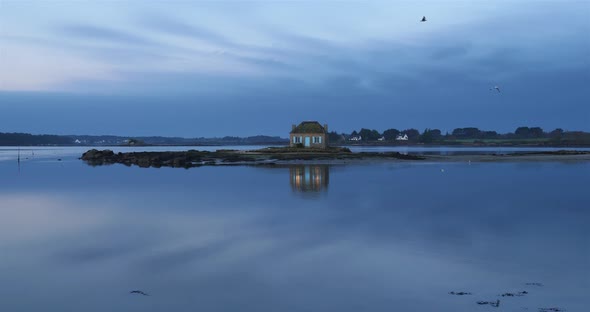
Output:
549,128,564,139
481,131,498,139
403,129,420,141
359,128,381,141
127,138,146,146
452,127,481,139
529,127,544,138
328,131,344,143
383,128,400,141
514,127,531,138
420,128,442,143
429,129,442,138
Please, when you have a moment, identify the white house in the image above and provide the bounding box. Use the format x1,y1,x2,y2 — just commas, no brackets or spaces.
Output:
377,136,385,141
349,136,362,141
396,134,409,141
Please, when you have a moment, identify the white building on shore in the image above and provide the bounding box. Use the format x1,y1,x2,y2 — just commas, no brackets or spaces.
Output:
396,134,409,141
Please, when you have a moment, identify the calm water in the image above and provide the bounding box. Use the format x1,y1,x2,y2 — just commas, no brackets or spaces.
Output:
0,147,589,311
2,145,590,162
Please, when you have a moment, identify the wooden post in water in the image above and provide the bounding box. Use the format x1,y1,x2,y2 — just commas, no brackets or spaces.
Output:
17,147,21,173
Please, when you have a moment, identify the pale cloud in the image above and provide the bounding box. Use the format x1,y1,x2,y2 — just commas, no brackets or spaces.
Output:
0,42,117,91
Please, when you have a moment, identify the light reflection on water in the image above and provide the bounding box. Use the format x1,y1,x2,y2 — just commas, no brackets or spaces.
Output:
289,165,330,194
0,154,588,311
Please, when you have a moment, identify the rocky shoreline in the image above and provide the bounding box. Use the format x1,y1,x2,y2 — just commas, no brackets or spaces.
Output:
80,148,590,169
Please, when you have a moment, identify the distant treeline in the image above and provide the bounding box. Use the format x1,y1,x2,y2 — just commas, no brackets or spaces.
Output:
330,127,590,146
2,127,590,146
0,132,73,146
0,132,288,146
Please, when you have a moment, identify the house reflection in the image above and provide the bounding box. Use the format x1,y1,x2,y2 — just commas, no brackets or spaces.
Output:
289,165,329,193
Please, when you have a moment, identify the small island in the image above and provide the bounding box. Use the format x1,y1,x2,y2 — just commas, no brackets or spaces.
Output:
81,147,590,169
80,147,426,168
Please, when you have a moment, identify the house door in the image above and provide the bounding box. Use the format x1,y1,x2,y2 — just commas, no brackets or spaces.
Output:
304,136,310,147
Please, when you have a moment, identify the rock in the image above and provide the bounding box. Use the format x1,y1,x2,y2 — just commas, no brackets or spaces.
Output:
81,149,114,161
81,149,99,160
500,291,528,297
449,291,472,295
80,148,428,169
477,300,500,307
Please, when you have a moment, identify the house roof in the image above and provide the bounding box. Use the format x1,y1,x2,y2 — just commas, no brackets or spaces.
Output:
291,121,326,134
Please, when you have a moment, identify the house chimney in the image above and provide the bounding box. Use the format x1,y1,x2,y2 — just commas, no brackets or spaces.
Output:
292,124,296,131
324,124,328,133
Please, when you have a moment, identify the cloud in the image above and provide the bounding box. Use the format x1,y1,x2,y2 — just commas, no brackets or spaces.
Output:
59,24,156,46
142,15,237,48
0,1,588,134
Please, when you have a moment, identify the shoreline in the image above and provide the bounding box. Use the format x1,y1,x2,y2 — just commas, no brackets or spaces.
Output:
3,142,590,148
81,148,590,168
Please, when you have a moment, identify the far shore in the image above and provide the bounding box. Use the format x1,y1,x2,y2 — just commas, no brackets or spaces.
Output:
5,142,590,148
80,147,590,169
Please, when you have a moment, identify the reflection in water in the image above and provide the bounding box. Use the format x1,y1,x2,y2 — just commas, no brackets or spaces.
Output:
289,165,329,193
1,157,589,312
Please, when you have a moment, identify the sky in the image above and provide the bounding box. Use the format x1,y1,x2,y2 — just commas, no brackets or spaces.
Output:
0,0,589,137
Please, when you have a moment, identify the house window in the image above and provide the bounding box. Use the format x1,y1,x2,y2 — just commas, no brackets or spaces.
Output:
312,136,322,144
293,136,302,144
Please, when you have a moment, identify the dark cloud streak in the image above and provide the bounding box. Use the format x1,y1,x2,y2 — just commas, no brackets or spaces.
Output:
60,24,156,46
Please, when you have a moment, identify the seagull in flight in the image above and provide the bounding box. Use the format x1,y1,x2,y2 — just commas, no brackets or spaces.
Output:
130,290,149,296
490,85,500,93
421,16,427,22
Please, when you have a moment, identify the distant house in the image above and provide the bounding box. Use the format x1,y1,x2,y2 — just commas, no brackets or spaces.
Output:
349,136,362,141
396,134,409,141
290,121,328,149
377,136,385,141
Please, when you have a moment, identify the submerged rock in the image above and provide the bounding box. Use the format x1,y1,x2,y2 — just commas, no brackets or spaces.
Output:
477,300,500,307
449,291,472,295
500,291,528,297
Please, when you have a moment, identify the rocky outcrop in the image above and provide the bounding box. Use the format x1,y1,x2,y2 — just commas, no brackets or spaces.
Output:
81,148,590,168
80,148,426,169
81,149,255,168
81,149,116,162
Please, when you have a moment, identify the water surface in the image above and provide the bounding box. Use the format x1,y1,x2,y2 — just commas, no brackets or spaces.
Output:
0,148,588,311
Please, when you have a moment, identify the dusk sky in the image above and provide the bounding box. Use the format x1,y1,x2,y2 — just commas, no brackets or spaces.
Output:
1,0,588,137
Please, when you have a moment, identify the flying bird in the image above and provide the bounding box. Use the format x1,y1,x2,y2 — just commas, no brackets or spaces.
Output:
130,290,149,296
490,86,501,93
421,16,427,22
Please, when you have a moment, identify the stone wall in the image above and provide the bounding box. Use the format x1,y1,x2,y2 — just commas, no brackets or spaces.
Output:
289,133,327,149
